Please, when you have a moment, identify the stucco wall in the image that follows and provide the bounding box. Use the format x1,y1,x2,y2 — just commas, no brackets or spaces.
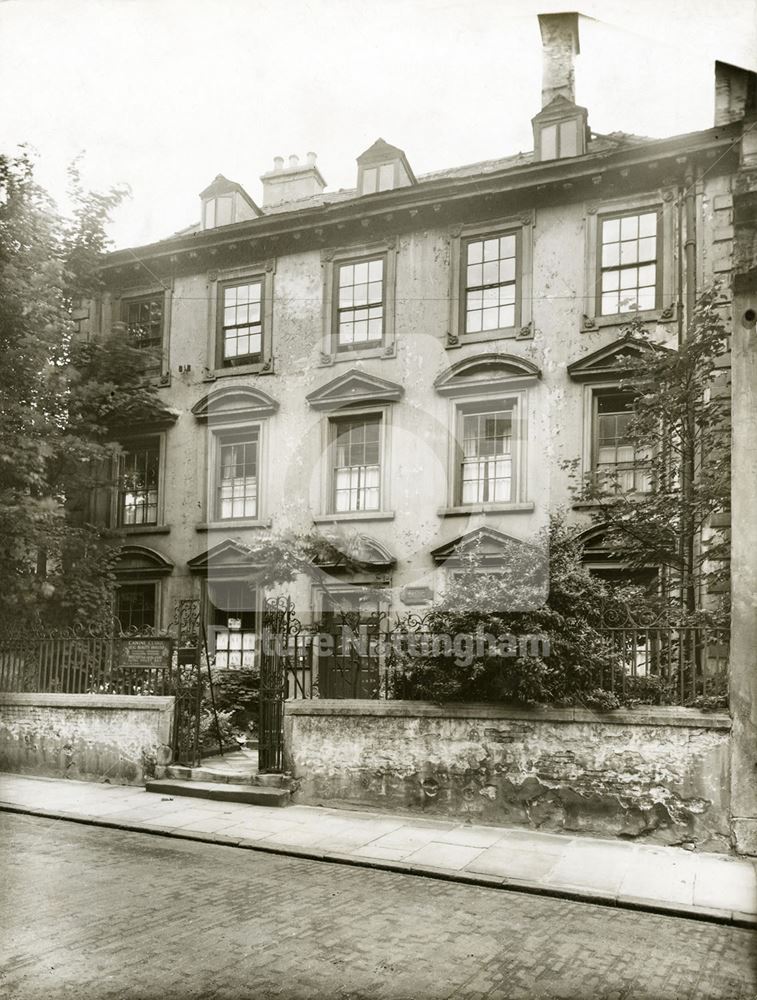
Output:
285,701,732,852
0,694,175,785
97,164,735,625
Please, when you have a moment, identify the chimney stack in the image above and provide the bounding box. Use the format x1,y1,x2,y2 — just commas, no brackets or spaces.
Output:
714,61,757,125
260,152,326,208
532,13,586,160
538,12,580,107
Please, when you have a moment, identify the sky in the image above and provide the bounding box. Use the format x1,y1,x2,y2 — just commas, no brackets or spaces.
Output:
1,0,755,250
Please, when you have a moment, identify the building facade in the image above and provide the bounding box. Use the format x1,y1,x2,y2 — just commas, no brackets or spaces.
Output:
87,14,755,673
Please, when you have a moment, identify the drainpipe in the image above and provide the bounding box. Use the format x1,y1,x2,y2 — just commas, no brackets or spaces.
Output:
677,185,685,347
681,166,697,616
684,166,697,328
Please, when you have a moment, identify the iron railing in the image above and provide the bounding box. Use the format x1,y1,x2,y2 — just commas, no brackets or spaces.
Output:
0,622,177,696
596,604,729,705
272,608,729,708
0,610,204,767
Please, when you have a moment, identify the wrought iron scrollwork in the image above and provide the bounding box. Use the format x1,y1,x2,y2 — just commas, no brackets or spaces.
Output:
0,616,124,643
263,595,302,639
599,599,672,629
173,598,201,648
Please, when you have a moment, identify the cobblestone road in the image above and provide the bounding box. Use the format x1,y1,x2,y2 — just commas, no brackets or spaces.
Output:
1,812,755,1000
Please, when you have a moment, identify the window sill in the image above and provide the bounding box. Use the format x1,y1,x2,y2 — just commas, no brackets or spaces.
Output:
121,524,171,535
146,370,171,388
127,370,169,390
312,511,395,523
446,323,532,349
572,494,650,511
318,343,395,366
196,519,271,531
581,307,676,332
437,502,535,517
204,360,274,380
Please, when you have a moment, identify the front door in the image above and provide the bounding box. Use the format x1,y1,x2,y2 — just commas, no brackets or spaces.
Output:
317,588,382,698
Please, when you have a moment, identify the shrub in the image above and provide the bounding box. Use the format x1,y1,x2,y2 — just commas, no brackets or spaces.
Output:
199,706,235,751
206,667,259,733
389,514,621,707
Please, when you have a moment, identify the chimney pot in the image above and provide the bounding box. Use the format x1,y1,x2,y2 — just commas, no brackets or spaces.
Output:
261,153,326,207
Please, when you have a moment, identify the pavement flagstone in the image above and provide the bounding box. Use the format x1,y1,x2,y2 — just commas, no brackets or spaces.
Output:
1,771,755,926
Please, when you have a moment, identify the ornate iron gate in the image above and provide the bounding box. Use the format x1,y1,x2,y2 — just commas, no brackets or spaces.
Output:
258,596,308,773
171,598,203,766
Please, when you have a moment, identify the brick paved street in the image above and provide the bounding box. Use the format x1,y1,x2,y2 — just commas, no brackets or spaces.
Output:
1,813,755,1000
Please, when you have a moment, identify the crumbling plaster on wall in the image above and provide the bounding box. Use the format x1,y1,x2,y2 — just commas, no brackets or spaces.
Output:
285,705,731,851
0,695,174,786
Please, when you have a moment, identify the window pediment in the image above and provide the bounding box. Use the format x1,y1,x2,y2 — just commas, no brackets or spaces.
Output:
115,545,173,577
306,368,403,410
578,523,667,564
188,538,258,575
313,533,396,571
567,335,670,383
434,353,540,397
107,402,178,433
192,385,279,423
431,526,527,565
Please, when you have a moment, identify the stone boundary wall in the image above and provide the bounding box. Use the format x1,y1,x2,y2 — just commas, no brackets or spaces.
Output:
0,693,175,785
284,701,732,852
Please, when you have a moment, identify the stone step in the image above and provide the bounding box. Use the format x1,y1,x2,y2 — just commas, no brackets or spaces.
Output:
145,779,291,807
164,765,258,784
161,767,293,790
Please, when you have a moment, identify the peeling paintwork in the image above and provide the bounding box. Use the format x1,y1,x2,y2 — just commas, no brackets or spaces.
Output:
285,708,731,852
0,697,175,786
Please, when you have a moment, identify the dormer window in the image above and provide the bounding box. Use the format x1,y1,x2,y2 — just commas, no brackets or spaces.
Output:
361,163,396,195
200,174,261,230
532,96,587,162
539,118,581,159
204,196,233,229
356,138,416,195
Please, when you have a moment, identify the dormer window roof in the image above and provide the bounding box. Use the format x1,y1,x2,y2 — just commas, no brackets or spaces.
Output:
357,138,417,195
532,94,588,162
200,174,261,230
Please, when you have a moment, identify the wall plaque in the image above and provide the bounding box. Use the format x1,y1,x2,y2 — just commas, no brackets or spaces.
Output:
118,637,173,669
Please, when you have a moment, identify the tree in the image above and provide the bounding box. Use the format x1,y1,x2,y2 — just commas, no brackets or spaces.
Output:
570,288,731,621
0,151,162,627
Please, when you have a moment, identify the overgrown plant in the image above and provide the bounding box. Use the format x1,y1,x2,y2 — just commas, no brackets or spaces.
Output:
240,527,391,592
568,288,731,623
0,151,161,627
207,667,259,733
389,515,621,708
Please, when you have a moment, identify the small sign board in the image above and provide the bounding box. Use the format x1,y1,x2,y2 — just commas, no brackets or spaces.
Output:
400,586,434,606
118,637,173,669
